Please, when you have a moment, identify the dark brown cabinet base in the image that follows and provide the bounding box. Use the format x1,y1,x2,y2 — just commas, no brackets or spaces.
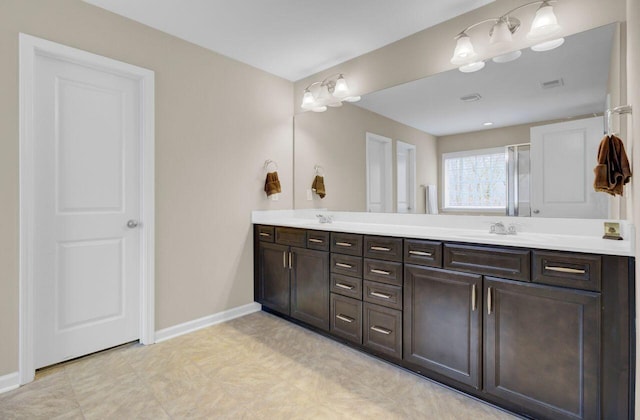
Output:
254,225,634,420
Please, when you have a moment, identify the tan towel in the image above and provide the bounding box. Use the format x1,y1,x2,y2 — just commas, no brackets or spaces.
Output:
594,135,631,196
264,171,281,196
311,175,326,198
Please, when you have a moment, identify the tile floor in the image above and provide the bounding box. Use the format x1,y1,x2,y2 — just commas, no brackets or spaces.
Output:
0,311,518,419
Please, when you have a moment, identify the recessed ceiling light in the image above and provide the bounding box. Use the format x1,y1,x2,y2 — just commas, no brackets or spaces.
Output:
483,122,494,126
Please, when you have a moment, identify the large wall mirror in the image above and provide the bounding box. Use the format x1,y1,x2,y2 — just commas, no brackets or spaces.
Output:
293,23,626,219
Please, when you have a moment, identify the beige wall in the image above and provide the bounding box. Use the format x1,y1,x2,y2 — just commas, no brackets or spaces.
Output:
294,105,437,213
0,0,293,376
293,0,626,104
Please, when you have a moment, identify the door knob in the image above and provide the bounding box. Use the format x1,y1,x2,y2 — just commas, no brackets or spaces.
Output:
533,210,540,214
127,220,139,228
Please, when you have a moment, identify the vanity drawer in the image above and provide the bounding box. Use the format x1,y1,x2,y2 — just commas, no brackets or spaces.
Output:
306,230,330,251
275,227,306,247
330,254,363,278
331,232,363,256
532,251,602,292
364,236,403,262
257,225,274,242
363,280,402,310
404,239,442,267
331,273,362,300
363,303,402,360
444,244,530,282
330,294,363,345
363,259,403,286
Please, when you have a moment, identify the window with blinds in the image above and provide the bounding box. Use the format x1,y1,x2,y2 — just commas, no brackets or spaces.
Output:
442,147,506,210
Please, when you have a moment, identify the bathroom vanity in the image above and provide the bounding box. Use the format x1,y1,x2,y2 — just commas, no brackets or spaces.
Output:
252,211,634,420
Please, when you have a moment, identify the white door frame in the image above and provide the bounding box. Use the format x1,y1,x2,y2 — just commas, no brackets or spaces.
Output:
396,141,416,213
18,33,155,384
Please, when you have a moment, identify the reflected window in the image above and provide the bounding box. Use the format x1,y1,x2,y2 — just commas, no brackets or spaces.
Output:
443,147,506,211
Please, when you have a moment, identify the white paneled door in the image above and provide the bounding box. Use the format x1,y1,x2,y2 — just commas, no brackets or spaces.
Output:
530,116,608,219
366,133,393,213
32,46,143,368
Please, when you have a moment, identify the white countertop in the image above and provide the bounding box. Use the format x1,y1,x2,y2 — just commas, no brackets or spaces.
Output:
252,210,635,257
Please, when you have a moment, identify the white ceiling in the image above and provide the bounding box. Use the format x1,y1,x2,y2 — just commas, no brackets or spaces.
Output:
83,0,494,81
356,24,615,136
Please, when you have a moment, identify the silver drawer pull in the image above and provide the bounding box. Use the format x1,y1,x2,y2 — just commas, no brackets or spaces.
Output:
336,242,353,247
370,326,392,335
370,246,391,252
370,291,392,299
370,269,391,275
259,232,271,237
409,250,432,257
308,238,324,243
336,314,355,323
545,266,586,274
335,283,354,290
336,262,353,269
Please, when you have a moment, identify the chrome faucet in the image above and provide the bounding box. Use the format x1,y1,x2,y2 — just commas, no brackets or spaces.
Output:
490,222,517,235
316,214,333,224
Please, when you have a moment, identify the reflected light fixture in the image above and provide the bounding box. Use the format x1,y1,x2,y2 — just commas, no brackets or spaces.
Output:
450,1,563,73
300,74,361,112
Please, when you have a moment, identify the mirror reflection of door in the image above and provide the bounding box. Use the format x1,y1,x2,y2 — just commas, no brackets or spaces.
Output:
396,141,416,213
366,132,392,212
530,116,608,218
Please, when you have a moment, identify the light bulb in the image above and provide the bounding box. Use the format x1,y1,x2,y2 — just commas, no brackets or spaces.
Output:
527,2,561,41
333,75,349,98
492,50,522,63
301,90,315,109
451,34,477,65
490,19,513,48
531,37,564,51
459,61,485,73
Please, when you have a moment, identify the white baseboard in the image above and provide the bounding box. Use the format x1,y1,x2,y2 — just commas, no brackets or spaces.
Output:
0,372,20,395
154,302,262,343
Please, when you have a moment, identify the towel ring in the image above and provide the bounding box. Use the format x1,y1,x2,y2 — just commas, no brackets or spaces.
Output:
314,164,324,176
264,159,278,171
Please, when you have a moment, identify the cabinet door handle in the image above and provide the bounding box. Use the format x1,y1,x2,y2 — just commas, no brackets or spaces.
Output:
544,266,586,274
370,246,391,252
288,252,292,269
487,287,493,315
335,283,354,290
336,262,353,269
370,326,392,335
370,291,392,299
283,251,287,268
336,314,355,323
336,242,353,247
370,269,391,275
308,238,324,244
471,284,477,312
259,232,271,237
409,250,432,257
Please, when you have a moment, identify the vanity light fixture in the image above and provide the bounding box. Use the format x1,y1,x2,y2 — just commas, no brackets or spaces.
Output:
300,73,361,112
450,0,564,73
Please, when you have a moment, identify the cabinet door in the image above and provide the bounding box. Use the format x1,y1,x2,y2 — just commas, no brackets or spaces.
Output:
404,265,482,388
484,277,600,420
291,247,330,331
257,242,290,315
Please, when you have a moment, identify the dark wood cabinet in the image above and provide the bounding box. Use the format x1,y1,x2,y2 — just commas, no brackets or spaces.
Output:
257,242,290,315
290,247,330,331
254,224,633,420
484,277,600,420
403,265,482,389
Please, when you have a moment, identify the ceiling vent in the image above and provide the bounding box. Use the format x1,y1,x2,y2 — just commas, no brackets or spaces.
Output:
540,78,564,89
460,93,482,102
